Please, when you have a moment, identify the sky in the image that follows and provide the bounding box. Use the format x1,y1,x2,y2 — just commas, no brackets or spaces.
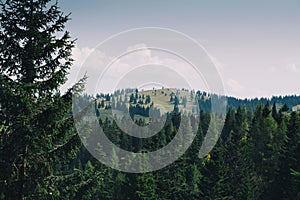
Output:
59,0,300,99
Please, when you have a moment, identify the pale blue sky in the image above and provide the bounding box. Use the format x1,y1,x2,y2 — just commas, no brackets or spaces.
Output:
59,0,300,98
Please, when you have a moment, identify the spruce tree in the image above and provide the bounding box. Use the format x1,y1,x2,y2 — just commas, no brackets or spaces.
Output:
250,102,279,198
279,112,300,199
272,102,280,123
0,0,86,199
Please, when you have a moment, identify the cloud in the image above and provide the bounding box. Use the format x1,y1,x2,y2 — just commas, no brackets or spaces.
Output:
286,63,300,73
61,44,215,95
227,79,244,93
72,47,95,67
60,47,94,93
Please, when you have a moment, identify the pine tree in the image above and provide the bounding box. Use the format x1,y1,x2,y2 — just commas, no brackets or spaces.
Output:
278,112,300,199
250,102,279,198
187,164,202,199
0,0,87,199
272,102,280,123
182,96,187,108
281,103,289,112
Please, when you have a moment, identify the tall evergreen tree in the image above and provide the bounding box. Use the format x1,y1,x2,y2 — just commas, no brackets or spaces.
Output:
272,102,280,123
0,0,88,199
278,112,300,199
249,102,279,199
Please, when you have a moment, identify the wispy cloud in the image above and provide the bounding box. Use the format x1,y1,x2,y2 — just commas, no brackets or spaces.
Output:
61,44,208,95
286,63,300,73
227,78,244,93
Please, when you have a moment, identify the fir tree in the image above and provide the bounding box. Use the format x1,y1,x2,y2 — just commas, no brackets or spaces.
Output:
0,0,88,199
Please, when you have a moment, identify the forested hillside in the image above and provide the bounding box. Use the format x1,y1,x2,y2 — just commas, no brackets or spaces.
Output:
94,88,300,118
70,92,300,199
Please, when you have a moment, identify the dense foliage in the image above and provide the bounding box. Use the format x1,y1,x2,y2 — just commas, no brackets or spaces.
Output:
74,102,300,200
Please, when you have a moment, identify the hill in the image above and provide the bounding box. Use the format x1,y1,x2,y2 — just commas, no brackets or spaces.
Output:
93,88,300,121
